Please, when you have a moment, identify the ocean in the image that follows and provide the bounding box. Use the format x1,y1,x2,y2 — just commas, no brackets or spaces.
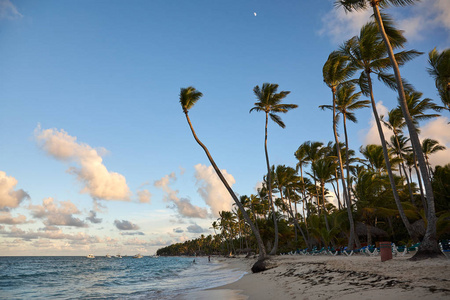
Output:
0,256,246,299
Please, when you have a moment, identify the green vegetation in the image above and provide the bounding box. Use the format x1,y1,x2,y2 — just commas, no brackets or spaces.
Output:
158,1,449,262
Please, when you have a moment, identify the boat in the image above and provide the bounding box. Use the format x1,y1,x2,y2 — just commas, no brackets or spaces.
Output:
106,254,112,258
133,253,143,259
86,254,95,259
115,254,122,258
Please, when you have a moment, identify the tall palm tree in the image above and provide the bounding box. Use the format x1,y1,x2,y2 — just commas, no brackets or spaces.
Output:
322,51,358,249
338,20,420,243
250,83,298,255
180,86,267,260
422,138,446,178
427,48,450,111
336,0,442,259
320,83,370,208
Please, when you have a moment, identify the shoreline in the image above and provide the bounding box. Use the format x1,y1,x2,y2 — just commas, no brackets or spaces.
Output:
176,254,450,300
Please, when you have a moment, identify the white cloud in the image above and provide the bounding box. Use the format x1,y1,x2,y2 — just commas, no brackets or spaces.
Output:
319,6,372,44
320,0,450,43
137,189,151,203
396,0,450,41
29,197,88,228
194,164,235,218
0,212,31,224
0,0,23,20
359,101,392,146
419,117,450,167
154,173,208,219
0,171,29,210
35,126,131,201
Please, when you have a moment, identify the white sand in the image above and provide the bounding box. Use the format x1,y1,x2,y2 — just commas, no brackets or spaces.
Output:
179,253,450,300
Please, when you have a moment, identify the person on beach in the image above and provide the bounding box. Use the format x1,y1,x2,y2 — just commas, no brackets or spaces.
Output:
208,256,210,262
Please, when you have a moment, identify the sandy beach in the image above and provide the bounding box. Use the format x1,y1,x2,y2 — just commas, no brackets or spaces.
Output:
176,254,450,300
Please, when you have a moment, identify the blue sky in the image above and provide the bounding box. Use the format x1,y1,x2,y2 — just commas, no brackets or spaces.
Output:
1,0,449,255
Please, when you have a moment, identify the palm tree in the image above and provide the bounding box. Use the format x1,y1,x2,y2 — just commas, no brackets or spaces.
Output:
427,48,450,111
179,86,267,260
250,83,297,255
336,0,442,259
339,20,420,243
274,165,309,248
320,83,370,208
422,138,446,178
322,51,358,249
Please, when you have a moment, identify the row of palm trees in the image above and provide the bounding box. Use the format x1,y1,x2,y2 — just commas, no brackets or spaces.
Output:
177,0,449,265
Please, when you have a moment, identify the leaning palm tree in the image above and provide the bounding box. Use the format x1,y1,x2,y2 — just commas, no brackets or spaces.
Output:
179,87,267,262
427,48,450,111
338,20,420,243
250,83,297,255
336,0,442,259
322,51,359,250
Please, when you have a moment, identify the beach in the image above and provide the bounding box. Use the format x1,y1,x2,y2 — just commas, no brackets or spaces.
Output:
177,254,450,300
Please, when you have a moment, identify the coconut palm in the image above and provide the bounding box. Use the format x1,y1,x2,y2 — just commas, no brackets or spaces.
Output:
274,165,309,248
250,83,297,255
180,86,267,261
336,0,442,259
320,83,370,207
322,51,359,249
427,48,450,111
422,138,446,178
339,20,421,243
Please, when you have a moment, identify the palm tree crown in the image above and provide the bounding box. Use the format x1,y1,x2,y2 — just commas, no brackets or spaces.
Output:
250,83,297,128
180,86,203,113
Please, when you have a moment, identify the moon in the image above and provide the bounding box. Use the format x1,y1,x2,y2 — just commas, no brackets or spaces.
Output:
254,12,257,16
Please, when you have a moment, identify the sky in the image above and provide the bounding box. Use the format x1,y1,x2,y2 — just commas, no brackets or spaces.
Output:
1,0,449,256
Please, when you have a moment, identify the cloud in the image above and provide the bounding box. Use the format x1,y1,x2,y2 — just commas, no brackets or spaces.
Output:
0,226,101,243
29,197,88,228
35,126,131,201
114,219,140,230
186,223,205,234
120,231,145,236
0,0,23,20
0,171,30,210
137,189,151,203
86,210,102,224
419,117,450,167
319,5,371,44
0,212,31,224
194,164,235,218
154,173,208,219
359,101,392,146
396,0,450,41
173,227,184,233
319,0,450,44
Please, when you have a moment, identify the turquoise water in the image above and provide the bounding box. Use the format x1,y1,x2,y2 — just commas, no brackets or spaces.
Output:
0,256,245,299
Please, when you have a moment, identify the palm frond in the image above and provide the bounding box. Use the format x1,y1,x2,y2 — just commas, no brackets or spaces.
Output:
269,113,285,128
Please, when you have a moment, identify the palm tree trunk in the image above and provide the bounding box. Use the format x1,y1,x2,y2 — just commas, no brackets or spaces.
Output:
343,114,353,208
184,112,267,259
413,150,428,216
372,4,440,258
263,113,279,255
331,88,357,250
366,72,418,243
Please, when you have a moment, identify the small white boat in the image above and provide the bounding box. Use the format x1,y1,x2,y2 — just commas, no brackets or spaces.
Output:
86,254,95,259
133,253,143,259
106,254,112,258
115,254,122,258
